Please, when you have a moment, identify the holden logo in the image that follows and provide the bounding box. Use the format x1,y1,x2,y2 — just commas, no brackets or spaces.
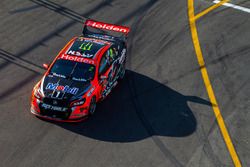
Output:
53,100,58,105
86,20,130,34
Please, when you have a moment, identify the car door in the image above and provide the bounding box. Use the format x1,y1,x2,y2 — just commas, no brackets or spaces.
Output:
107,46,120,82
98,49,114,98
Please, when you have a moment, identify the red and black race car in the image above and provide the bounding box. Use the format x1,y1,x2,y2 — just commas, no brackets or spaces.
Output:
30,19,130,122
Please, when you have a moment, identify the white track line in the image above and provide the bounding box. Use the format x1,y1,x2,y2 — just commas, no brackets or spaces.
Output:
213,0,250,13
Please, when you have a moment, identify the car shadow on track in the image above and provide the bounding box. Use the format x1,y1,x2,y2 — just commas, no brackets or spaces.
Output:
53,70,211,142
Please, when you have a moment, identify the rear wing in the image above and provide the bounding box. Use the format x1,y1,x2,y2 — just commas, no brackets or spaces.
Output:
82,19,130,39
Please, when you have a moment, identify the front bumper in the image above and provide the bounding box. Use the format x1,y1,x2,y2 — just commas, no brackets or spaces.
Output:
31,108,88,122
30,97,89,122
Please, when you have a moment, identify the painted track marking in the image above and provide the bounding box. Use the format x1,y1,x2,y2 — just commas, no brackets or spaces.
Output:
194,0,229,20
188,0,242,166
213,0,250,13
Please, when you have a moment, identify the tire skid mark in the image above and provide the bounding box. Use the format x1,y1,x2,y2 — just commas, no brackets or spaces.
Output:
188,0,242,166
0,0,114,71
126,1,184,165
0,0,163,106
194,116,225,166
127,72,184,167
30,0,86,23
3,124,51,166
0,73,39,100
0,49,44,74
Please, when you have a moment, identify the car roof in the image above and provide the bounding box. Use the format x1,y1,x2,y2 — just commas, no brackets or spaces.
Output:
57,37,112,65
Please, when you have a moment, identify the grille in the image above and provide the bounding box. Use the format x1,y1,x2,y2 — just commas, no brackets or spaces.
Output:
43,98,70,107
40,107,71,120
40,97,71,119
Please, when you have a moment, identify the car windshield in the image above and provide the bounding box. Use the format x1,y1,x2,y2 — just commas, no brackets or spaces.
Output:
50,59,95,81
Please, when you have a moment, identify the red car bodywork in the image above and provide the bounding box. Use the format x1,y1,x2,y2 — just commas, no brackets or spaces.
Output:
30,20,130,122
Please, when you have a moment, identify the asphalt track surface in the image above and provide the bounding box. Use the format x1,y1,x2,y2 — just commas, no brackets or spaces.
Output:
0,0,249,166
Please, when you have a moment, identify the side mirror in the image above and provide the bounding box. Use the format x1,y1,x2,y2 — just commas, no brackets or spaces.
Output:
43,63,49,70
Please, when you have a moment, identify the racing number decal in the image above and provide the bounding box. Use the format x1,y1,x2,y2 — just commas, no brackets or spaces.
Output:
79,42,93,51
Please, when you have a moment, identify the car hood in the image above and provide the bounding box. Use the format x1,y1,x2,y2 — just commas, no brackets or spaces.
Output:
41,74,91,100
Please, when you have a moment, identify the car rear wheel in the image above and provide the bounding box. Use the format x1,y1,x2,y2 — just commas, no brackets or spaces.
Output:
88,96,96,116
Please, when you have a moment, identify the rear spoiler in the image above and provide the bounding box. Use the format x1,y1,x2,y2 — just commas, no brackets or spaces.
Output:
83,19,130,37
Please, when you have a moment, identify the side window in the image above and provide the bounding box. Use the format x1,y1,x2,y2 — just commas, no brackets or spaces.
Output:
112,45,119,57
106,47,117,64
110,47,118,60
98,47,118,76
98,53,109,76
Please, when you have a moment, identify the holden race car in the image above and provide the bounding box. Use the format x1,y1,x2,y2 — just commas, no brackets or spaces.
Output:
30,19,130,122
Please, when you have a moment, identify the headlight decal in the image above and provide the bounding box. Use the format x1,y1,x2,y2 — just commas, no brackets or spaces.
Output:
40,77,45,97
71,98,86,107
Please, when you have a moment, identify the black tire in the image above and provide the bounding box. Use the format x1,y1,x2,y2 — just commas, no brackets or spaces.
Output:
88,96,96,116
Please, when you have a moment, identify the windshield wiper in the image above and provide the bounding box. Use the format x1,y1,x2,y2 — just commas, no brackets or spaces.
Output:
68,62,78,80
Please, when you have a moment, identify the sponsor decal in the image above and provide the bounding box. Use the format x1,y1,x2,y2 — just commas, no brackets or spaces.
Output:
41,103,68,112
84,38,107,45
46,83,79,95
79,37,84,41
60,54,95,64
79,42,93,51
68,50,82,56
67,50,94,58
86,20,130,34
102,81,117,98
88,34,115,41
